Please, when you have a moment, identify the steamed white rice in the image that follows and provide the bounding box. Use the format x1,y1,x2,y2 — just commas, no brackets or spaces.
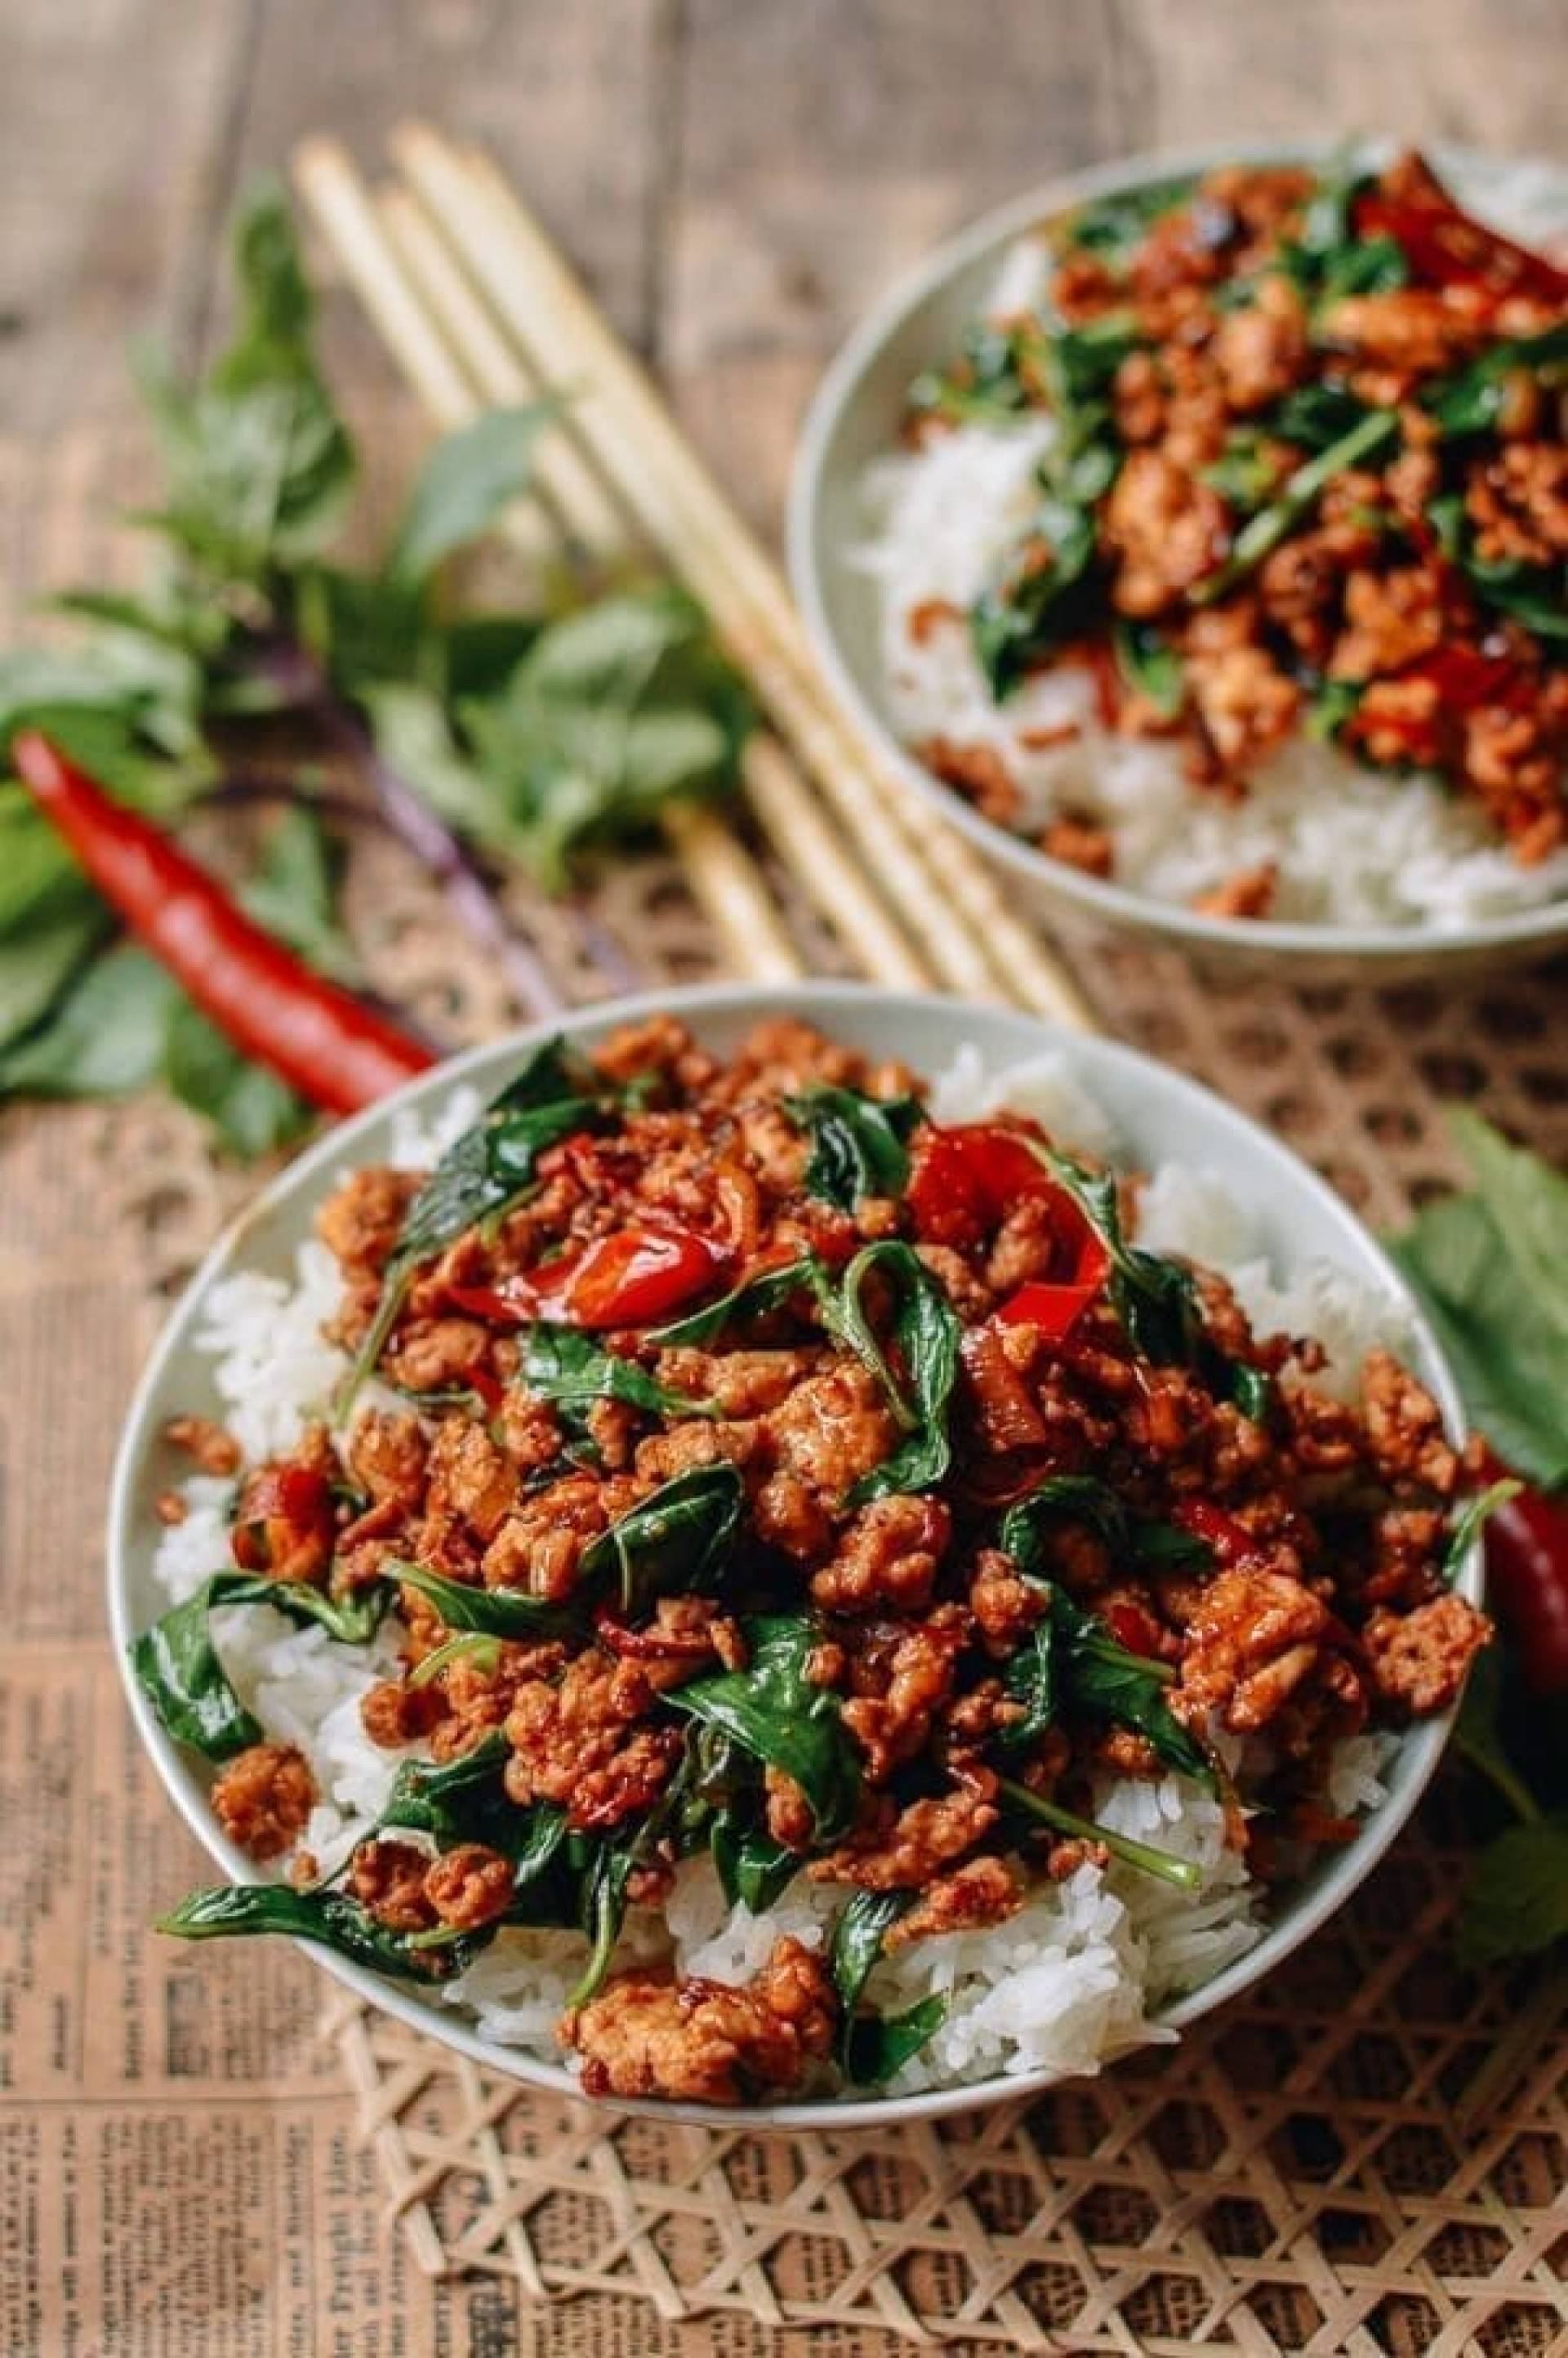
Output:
153,1053,1403,2095
854,161,1568,931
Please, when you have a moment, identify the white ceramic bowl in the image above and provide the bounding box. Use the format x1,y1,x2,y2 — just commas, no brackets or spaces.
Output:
109,983,1481,2126
788,142,1568,978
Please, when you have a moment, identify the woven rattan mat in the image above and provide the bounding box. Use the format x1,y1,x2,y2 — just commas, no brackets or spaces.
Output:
16,426,1568,2358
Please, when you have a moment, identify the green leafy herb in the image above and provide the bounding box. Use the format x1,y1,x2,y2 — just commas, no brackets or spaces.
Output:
670,1614,861,1841
972,495,1101,698
382,1559,575,1638
1000,1475,1210,1580
520,1323,722,1424
1454,1816,1568,1968
577,1464,746,1616
1111,620,1185,718
996,1775,1204,1891
344,1037,604,1405
373,1730,572,1875
157,1880,494,1980
648,1255,829,1348
835,1242,963,1504
990,1547,1214,1790
784,1084,924,1209
1424,320,1568,438
1388,1112,1568,1490
1030,1144,1204,1366
1059,176,1195,269
131,1571,388,1759
390,401,562,585
907,321,1043,426
710,1816,800,1915
457,585,752,891
827,1890,946,2085
134,182,354,581
1193,408,1399,603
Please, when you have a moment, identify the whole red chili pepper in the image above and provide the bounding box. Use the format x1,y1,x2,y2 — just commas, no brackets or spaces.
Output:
1475,1446,1568,1698
14,733,434,1116
1353,157,1568,305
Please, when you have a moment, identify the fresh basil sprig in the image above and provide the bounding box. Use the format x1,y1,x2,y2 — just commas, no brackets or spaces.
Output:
834,1241,963,1504
156,1880,495,1981
131,1571,389,1759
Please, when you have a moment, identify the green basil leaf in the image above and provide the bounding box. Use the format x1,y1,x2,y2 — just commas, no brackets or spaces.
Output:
391,400,561,584
134,184,354,580
827,1888,947,2087
457,583,751,891
999,1475,1210,1578
577,1464,745,1616
382,1560,576,1638
565,1843,637,2005
836,1241,962,1504
1031,1144,1205,1366
0,943,176,1100
1111,619,1185,717
710,1816,800,1914
1455,1816,1568,1968
156,1880,495,1980
521,1324,721,1424
131,1571,388,1760
163,996,316,1158
971,496,1102,698
648,1255,830,1348
671,1614,861,1841
1425,320,1568,438
1388,1115,1568,1491
1048,1588,1214,1789
1059,176,1195,269
784,1084,924,1209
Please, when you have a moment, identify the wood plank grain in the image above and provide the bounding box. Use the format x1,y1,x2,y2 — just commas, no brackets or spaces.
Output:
1111,0,1566,154
232,0,670,354
662,0,1125,533
0,0,261,435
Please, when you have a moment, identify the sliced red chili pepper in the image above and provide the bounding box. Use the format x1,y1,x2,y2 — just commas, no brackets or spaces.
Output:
1171,1500,1262,1566
995,1227,1111,1344
231,1464,336,1576
1106,1600,1164,1657
1354,172,1568,305
561,1225,729,1327
448,1223,727,1333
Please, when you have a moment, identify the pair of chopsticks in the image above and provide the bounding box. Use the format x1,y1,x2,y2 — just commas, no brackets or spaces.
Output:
292,127,1094,1030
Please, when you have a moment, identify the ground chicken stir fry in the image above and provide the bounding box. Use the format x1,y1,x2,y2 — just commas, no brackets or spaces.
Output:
145,1018,1492,2105
907,152,1568,906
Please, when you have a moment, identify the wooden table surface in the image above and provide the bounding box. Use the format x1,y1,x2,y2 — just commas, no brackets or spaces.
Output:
6,0,1565,519
3,8,1566,2355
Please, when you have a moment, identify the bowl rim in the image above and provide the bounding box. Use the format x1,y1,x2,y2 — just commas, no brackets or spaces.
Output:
786,136,1568,965
108,978,1479,2129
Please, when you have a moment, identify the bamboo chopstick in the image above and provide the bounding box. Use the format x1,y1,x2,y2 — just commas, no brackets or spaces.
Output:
376,180,933,994
294,137,804,986
390,125,1096,1032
